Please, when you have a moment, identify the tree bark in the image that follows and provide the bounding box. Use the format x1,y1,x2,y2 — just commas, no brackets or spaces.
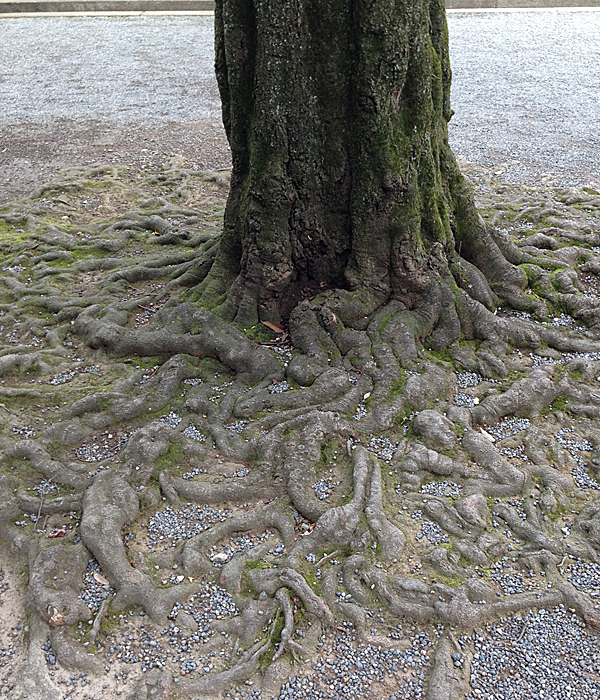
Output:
203,0,525,335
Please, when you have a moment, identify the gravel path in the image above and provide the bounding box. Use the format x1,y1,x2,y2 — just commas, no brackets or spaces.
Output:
448,9,600,188
0,15,227,202
1,10,599,203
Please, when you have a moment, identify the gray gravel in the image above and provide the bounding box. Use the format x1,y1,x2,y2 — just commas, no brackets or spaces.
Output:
448,10,600,188
275,623,433,700
102,585,238,674
465,606,600,700
80,557,114,613
0,16,228,202
556,426,600,491
1,11,600,202
532,350,600,366
456,371,483,389
312,476,341,501
454,392,478,407
182,423,207,443
416,519,449,545
145,503,230,549
0,16,219,125
366,435,399,462
420,480,462,498
74,429,132,462
565,557,600,597
486,417,531,442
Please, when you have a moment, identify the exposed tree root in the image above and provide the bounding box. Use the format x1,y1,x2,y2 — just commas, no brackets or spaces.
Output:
176,639,269,697
272,588,308,662
3,160,600,699
182,508,295,576
80,466,200,622
12,616,62,700
248,568,334,627
427,633,470,700
365,460,406,563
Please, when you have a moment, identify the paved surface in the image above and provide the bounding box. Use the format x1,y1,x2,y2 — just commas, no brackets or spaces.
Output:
1,11,599,204
447,0,600,7
0,0,213,13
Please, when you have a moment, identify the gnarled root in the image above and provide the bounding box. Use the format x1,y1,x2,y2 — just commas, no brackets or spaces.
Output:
248,568,334,628
365,459,406,562
80,466,199,621
74,302,281,384
182,508,295,576
13,616,62,700
427,634,470,700
287,443,371,564
272,588,308,662
176,639,269,697
6,162,600,698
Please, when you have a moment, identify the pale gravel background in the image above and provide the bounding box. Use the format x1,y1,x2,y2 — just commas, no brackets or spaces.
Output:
448,10,600,187
0,16,220,123
1,10,599,203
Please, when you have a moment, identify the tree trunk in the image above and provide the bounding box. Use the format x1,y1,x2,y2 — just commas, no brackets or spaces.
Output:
8,9,600,692
203,0,527,342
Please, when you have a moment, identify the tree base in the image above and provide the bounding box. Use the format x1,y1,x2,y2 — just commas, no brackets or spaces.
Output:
2,160,600,699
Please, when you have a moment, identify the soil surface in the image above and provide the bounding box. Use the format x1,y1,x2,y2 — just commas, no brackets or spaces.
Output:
1,10,600,205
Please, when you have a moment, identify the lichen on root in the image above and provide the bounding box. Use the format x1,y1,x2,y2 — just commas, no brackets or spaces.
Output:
2,159,600,699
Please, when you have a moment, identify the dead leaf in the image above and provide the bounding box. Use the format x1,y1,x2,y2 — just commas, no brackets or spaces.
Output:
46,528,66,539
480,428,495,443
261,320,284,334
47,606,64,627
93,572,110,586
